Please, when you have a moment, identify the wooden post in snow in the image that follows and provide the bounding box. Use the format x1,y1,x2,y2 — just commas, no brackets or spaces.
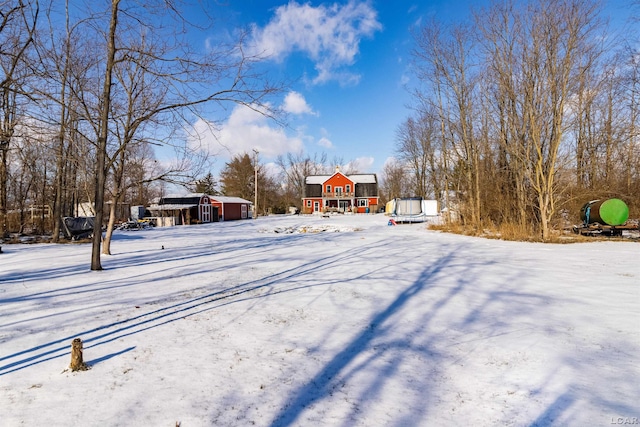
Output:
70,338,89,371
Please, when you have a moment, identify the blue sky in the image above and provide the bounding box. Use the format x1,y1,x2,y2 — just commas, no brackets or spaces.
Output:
186,0,632,177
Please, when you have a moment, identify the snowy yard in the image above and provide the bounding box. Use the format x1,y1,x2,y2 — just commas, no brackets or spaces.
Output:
1,214,638,426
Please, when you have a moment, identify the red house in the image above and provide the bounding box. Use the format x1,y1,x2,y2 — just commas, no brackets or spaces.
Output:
302,169,379,214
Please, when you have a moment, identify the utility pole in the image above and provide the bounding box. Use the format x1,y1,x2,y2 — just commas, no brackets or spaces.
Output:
253,149,258,219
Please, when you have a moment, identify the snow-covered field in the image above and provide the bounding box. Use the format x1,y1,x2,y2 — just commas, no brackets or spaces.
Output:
1,214,638,426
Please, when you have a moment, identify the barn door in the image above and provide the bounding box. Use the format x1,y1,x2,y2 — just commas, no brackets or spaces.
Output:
201,204,211,223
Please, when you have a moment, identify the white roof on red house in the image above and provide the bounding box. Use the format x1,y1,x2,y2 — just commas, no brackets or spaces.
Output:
349,174,377,184
305,173,377,184
306,176,328,184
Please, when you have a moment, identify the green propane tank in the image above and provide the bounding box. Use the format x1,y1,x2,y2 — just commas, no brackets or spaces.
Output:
580,198,629,226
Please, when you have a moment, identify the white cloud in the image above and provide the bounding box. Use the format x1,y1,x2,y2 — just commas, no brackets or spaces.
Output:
318,136,333,148
282,91,316,115
248,0,382,85
382,156,400,168
262,161,281,179
399,73,410,86
350,156,375,172
190,104,304,160
316,127,333,148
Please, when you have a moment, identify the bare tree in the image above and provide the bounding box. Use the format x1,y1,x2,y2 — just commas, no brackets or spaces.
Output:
0,0,38,238
413,20,481,226
379,158,410,204
395,113,443,199
85,0,118,269
276,151,328,208
35,0,96,242
621,46,640,195
100,33,170,255
521,0,603,239
47,1,283,269
476,2,530,229
475,0,605,239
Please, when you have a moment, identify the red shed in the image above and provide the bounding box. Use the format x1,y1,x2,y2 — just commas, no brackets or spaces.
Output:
210,196,252,221
147,193,219,225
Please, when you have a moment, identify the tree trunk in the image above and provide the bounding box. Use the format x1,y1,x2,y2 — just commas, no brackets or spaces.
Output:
102,201,118,255
52,132,65,243
52,27,72,244
0,145,7,238
91,0,120,270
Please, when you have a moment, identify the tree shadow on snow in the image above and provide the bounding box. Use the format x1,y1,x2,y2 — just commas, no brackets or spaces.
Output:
268,249,464,427
86,346,136,367
0,234,378,376
0,230,313,307
526,340,640,426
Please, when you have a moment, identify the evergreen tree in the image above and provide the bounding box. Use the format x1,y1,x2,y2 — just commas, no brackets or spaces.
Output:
194,172,219,195
220,154,256,201
220,153,286,215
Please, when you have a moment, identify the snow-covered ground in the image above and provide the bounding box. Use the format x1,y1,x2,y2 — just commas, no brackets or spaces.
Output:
1,214,638,426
